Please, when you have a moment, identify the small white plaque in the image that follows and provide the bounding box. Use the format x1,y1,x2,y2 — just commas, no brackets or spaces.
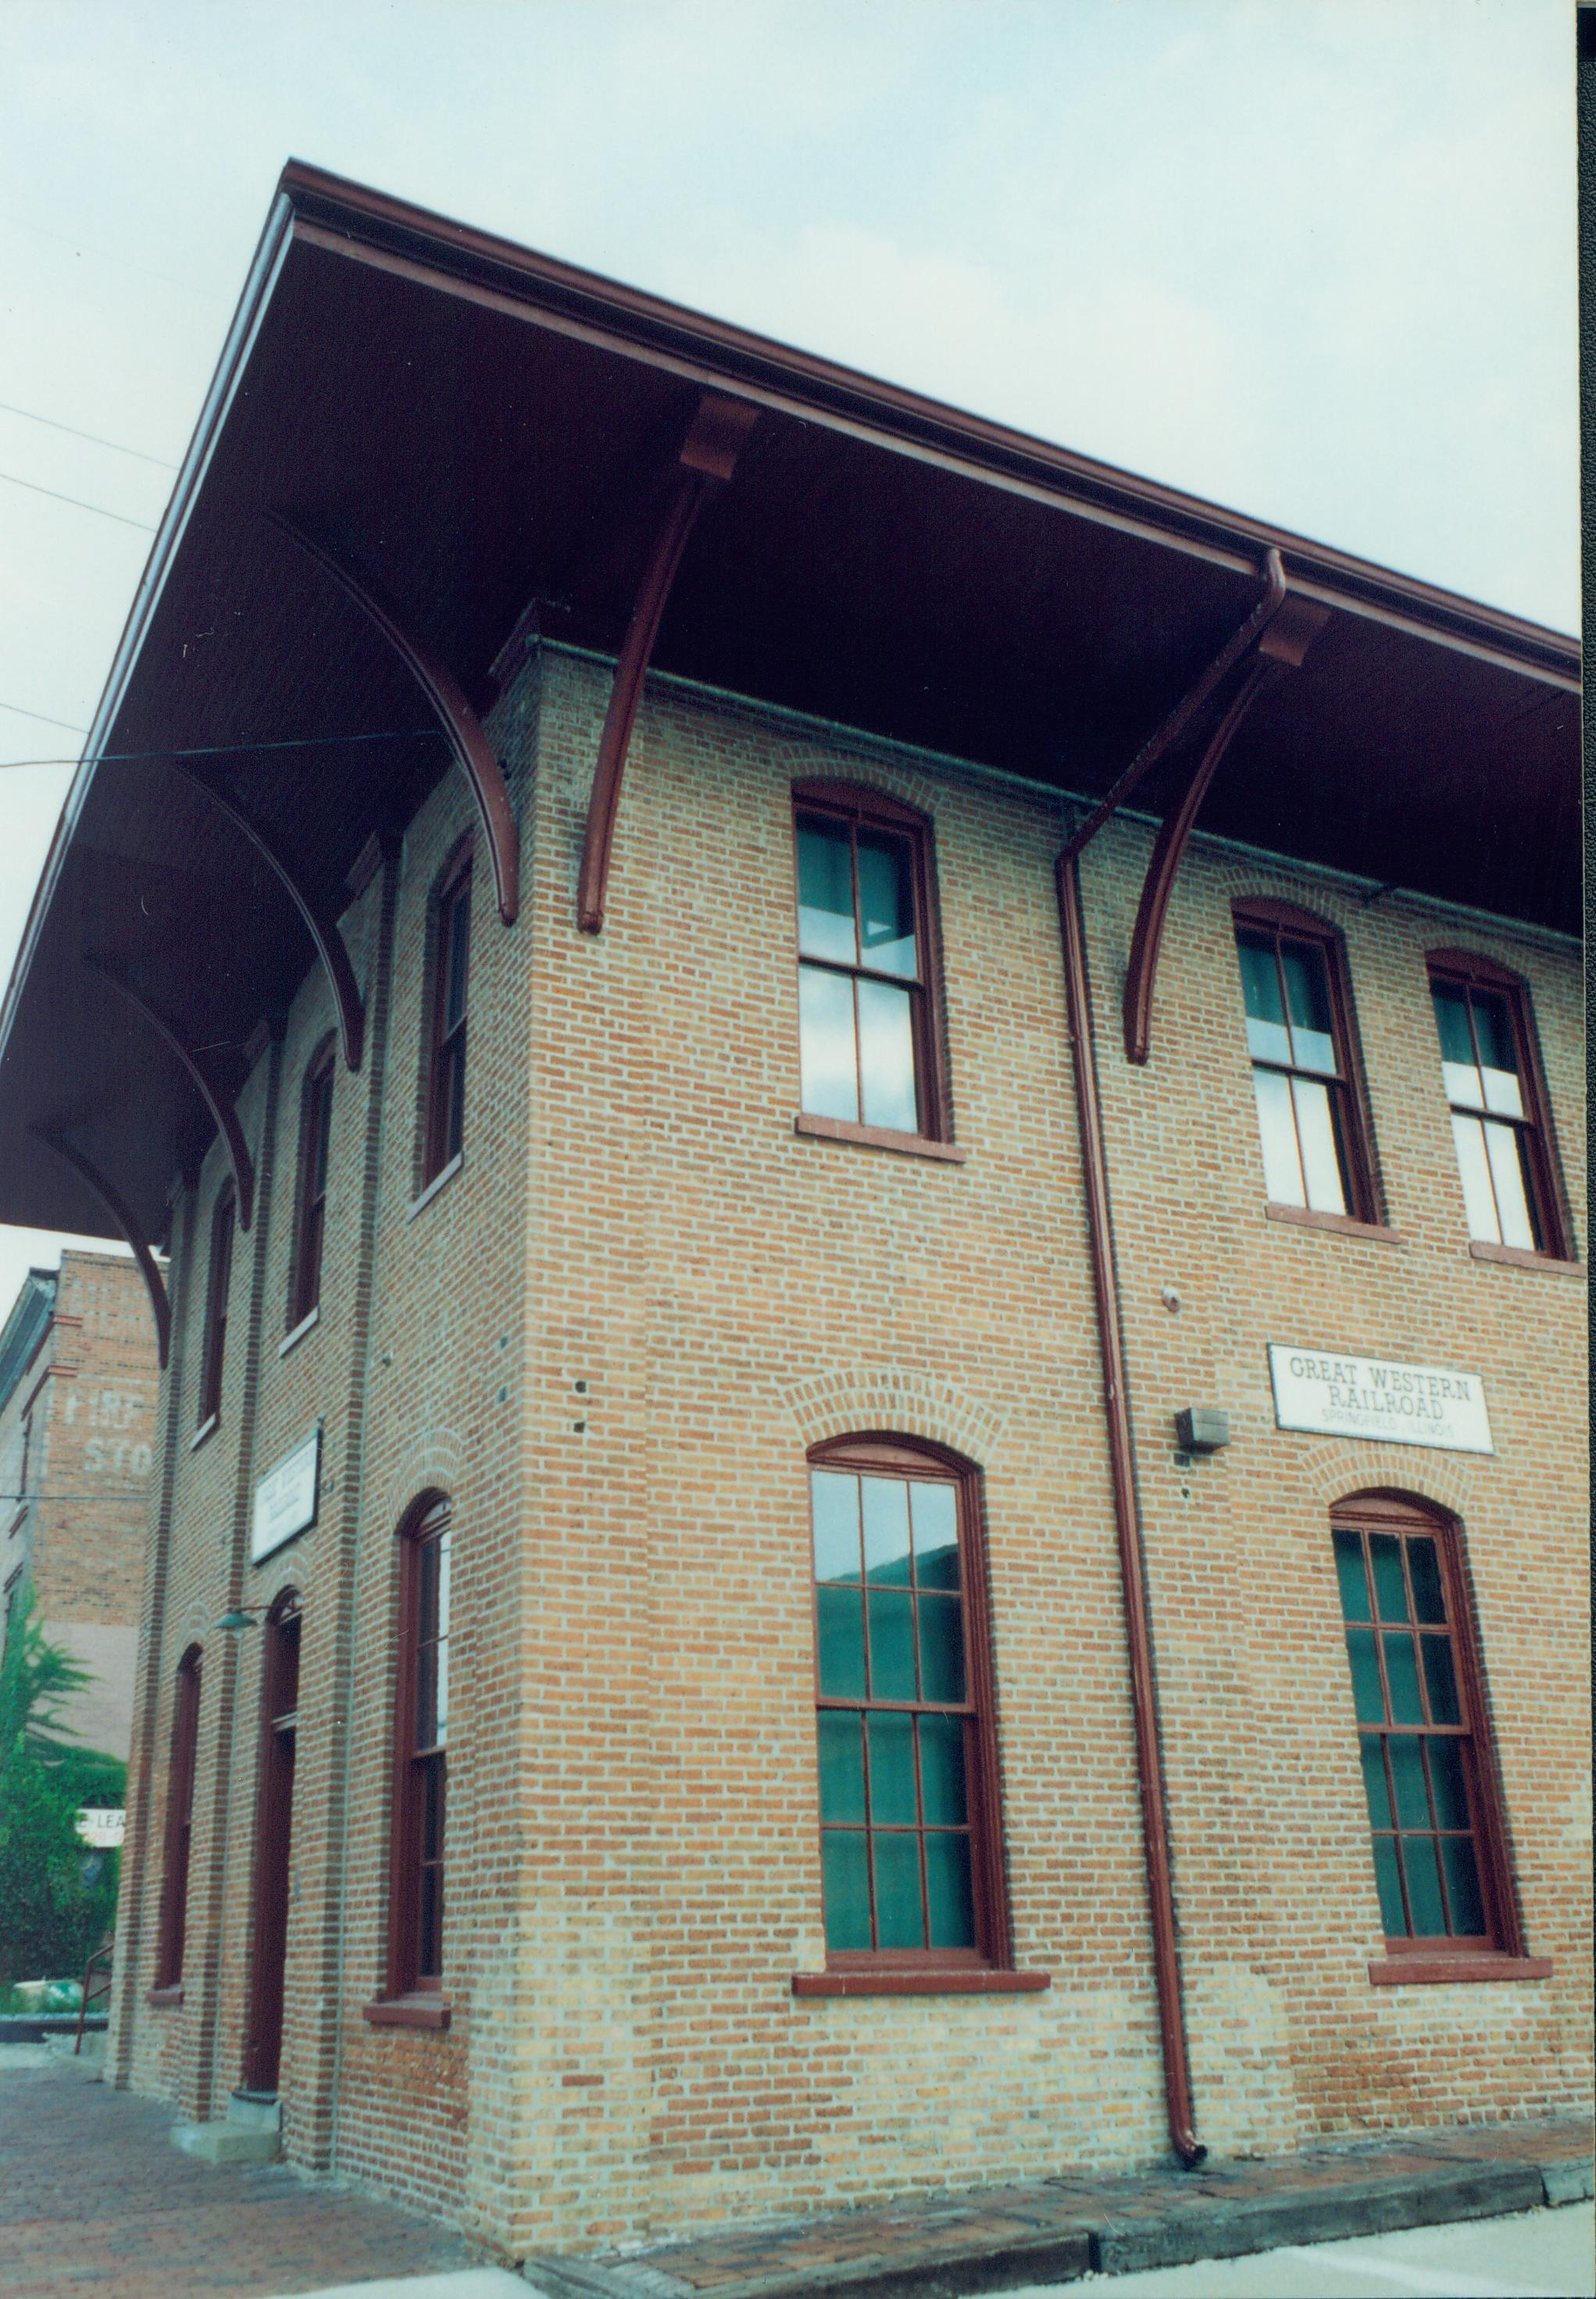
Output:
1269,1345,1493,1456
252,1426,320,1562
76,1807,126,1850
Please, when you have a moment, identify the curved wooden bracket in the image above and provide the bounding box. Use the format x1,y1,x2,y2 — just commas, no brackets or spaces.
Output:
1122,591,1333,1065
85,958,255,1230
34,1129,171,1367
166,762,365,1072
270,512,521,926
578,393,759,934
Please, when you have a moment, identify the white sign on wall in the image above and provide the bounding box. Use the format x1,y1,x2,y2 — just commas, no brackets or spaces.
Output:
252,1426,321,1563
1268,1346,1493,1457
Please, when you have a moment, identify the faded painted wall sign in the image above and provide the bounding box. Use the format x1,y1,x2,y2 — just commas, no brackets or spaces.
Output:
1268,1345,1493,1456
252,1426,320,1562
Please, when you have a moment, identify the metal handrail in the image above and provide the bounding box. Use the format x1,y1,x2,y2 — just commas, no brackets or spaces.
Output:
74,1943,112,2055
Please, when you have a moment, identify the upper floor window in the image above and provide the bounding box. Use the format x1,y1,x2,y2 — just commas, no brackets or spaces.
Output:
386,1494,451,1997
1234,901,1374,1220
1331,1494,1520,1957
808,1437,1009,1969
423,851,472,1185
155,1646,202,1989
793,786,947,1142
197,1185,235,1426
1428,954,1566,1258
288,1042,334,1327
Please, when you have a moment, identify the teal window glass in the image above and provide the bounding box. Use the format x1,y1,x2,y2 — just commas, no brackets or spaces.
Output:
1235,919,1360,1216
1431,973,1550,1251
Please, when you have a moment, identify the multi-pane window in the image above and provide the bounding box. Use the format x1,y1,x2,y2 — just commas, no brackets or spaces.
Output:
155,1647,202,1988
289,1044,334,1326
389,1497,451,1994
423,853,472,1184
794,790,944,1140
1234,912,1370,1218
1430,963,1562,1256
197,1186,235,1426
809,1440,1007,1965
1332,1501,1508,1950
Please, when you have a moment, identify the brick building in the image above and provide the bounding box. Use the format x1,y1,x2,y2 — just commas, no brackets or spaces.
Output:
0,167,1584,2258
0,1250,158,1758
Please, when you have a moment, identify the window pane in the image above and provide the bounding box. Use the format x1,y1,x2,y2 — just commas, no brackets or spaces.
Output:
1345,1630,1384,1723
434,1634,449,1749
1399,1835,1446,1936
1291,1076,1348,1214
1334,1530,1372,1623
1482,1121,1536,1251
798,966,859,1121
812,1472,862,1583
856,834,917,979
917,1593,966,1703
1421,1636,1461,1726
1252,1067,1305,1203
1470,991,1517,1085
443,889,470,1033
1372,1834,1408,1934
1426,1737,1470,1832
1450,1114,1501,1241
818,1711,866,1823
866,1711,917,1825
1407,1538,1446,1625
919,1714,968,1826
1441,1836,1486,1937
797,822,856,964
856,978,918,1134
1281,942,1337,1075
821,1830,872,1951
1369,1535,1409,1622
871,1831,924,1948
436,1527,452,1639
1387,1735,1430,1830
861,1476,912,1585
816,1587,866,1697
1384,1633,1424,1725
1432,985,1477,1076
866,1590,916,1701
1359,1736,1392,1830
909,1482,959,1588
1480,1065,1524,1120
925,1833,976,1949
441,1035,466,1164
1237,931,1285,1026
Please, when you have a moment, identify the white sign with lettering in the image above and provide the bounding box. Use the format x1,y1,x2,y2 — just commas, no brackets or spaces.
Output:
252,1426,320,1562
1268,1346,1493,1456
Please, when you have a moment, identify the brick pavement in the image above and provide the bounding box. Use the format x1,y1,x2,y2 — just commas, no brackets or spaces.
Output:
0,2058,481,2298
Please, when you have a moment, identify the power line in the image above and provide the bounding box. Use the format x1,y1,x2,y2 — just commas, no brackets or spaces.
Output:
0,701,87,734
0,468,155,530
0,726,443,770
0,398,177,469
0,208,223,303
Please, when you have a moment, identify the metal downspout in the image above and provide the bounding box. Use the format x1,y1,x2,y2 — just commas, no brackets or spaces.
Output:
1056,851,1205,2169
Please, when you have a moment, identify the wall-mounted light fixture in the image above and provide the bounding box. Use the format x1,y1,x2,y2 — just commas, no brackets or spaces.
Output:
216,1605,262,1632
1174,1407,1230,1453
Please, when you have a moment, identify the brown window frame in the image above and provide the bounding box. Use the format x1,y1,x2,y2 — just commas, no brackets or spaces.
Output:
1426,949,1570,1262
287,1039,335,1329
1232,898,1380,1224
421,847,473,1187
154,1645,202,1991
807,1434,1011,1975
196,1185,235,1426
791,781,951,1148
1331,1492,1524,1964
381,1494,452,2006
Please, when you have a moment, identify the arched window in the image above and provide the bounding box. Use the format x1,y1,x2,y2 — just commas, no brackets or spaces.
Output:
287,1039,335,1329
807,1437,1009,1968
384,1495,452,2002
1426,950,1569,1260
154,1646,202,1992
197,1184,235,1427
422,848,473,1185
1232,898,1377,1222
1330,1493,1522,1958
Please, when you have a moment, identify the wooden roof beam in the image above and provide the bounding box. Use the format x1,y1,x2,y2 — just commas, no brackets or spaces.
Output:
85,959,256,1229
34,1129,172,1367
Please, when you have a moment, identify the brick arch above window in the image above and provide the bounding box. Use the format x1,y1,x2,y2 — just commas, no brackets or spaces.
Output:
1232,893,1346,939
778,1368,1009,1467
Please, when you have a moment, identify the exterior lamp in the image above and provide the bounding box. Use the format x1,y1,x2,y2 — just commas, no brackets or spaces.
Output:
216,1605,262,1632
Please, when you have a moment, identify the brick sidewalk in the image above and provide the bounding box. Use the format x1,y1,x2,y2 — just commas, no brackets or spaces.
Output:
0,2057,480,2298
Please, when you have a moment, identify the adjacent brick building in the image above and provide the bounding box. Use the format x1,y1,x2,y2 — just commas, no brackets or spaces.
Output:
0,168,1584,2262
0,1250,158,1758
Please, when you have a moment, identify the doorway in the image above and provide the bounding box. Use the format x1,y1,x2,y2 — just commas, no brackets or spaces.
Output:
241,1590,300,2096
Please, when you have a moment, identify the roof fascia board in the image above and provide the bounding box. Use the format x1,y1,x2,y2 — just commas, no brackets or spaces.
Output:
283,166,1578,691
0,191,298,1070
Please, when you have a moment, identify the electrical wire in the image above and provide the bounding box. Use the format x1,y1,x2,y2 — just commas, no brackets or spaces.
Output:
0,398,177,469
0,468,155,530
0,726,442,770
0,701,87,734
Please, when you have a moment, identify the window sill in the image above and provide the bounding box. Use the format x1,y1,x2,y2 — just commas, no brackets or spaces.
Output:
278,1307,320,1357
408,1153,463,1222
1266,1203,1400,1243
1468,1241,1584,1276
1369,1954,1552,1987
791,1969,1050,1998
793,1113,967,1164
188,1415,219,1453
362,1991,452,2029
146,1983,184,2008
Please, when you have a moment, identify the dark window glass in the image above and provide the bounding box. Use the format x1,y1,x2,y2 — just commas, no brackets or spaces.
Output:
197,1187,234,1425
1234,920,1369,1218
156,1649,202,1986
290,1047,334,1326
423,858,472,1183
1430,973,1560,1254
389,1498,451,1994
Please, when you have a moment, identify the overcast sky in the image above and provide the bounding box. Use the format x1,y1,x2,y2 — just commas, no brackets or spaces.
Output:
0,0,1578,1316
